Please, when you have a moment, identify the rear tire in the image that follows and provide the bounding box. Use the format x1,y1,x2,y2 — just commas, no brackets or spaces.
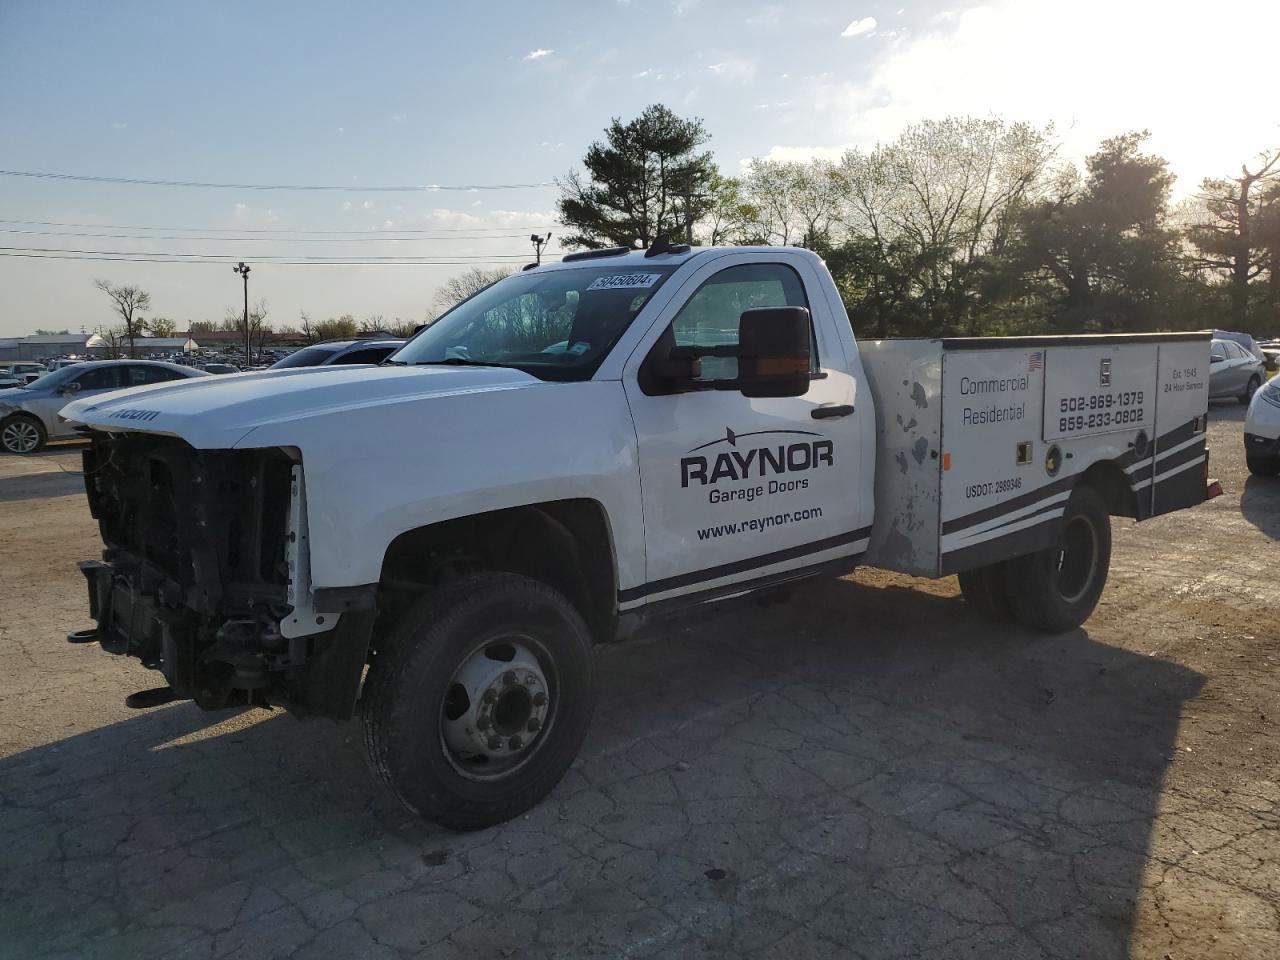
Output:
1240,375,1262,405
958,562,1012,620
0,414,47,454
1005,485,1111,634
1247,454,1280,477
361,572,595,831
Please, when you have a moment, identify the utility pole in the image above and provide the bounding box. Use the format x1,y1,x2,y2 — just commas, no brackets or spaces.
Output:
233,262,251,366
530,233,551,265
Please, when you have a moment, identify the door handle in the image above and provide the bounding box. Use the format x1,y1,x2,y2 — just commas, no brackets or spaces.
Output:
811,403,854,420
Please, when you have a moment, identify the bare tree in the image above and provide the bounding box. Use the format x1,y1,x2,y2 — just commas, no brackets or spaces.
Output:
93,325,127,359
298,310,317,344
433,267,514,312
94,280,151,358
223,299,272,362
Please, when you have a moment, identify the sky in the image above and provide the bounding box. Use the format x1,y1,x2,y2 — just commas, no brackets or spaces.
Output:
1,0,1277,337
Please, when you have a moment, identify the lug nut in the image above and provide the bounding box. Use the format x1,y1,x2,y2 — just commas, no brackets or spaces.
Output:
486,735,502,751
509,735,522,750
527,718,540,733
503,671,517,686
532,692,547,707
476,716,491,731
482,689,497,703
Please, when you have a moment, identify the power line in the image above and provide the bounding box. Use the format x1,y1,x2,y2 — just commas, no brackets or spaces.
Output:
0,250,561,266
0,169,554,192
0,245,540,261
0,218,558,235
0,228,544,243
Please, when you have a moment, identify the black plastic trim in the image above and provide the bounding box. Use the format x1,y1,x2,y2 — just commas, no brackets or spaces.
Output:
617,525,872,604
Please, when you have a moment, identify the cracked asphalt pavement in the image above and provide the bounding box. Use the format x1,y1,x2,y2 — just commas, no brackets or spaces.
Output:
1,404,1277,959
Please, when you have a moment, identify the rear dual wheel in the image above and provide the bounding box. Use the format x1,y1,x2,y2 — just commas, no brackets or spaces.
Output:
959,485,1111,634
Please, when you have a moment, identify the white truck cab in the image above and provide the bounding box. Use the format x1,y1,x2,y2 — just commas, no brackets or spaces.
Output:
62,240,1213,829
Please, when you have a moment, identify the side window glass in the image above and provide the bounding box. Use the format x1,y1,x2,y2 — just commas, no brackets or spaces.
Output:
75,367,123,391
1210,343,1227,361
128,365,176,385
333,347,395,365
668,263,815,382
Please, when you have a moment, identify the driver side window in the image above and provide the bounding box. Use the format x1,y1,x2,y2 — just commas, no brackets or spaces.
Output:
667,262,816,382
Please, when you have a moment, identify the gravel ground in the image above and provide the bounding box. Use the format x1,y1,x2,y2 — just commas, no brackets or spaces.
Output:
0,403,1276,960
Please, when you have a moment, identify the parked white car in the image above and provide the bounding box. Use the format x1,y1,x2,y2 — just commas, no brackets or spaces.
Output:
1245,374,1280,476
0,360,209,454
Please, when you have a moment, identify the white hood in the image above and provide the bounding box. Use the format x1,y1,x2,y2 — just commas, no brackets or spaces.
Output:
60,364,539,449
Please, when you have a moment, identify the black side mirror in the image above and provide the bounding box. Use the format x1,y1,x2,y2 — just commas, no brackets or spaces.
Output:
1210,355,1224,364
737,307,811,398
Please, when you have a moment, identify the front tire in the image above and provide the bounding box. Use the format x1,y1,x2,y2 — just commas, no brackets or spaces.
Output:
361,572,595,831
0,414,47,454
1005,485,1111,633
1247,454,1280,477
1241,375,1262,404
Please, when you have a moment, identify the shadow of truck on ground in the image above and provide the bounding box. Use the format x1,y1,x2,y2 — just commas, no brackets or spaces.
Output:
0,576,1202,960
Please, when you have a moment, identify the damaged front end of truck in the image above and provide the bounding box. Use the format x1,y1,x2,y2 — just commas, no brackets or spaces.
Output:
73,431,374,718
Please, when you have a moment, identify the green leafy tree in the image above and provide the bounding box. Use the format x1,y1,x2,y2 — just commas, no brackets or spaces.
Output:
557,104,717,248
1009,132,1180,332
1184,150,1280,328
315,315,358,340
145,316,177,337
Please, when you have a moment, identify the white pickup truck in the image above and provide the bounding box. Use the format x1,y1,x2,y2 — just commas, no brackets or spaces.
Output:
62,240,1214,829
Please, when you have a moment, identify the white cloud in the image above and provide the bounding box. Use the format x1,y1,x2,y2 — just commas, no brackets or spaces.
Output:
524,48,553,61
841,16,877,37
778,0,1280,194
706,57,757,82
389,114,405,123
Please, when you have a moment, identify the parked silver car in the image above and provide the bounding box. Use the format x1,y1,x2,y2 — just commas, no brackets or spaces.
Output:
1208,338,1266,403
0,360,208,454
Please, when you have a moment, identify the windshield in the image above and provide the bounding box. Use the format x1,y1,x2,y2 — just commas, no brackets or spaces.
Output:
390,264,678,381
21,365,81,391
271,346,342,369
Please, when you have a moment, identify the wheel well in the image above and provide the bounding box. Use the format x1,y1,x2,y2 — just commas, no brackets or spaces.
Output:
1078,460,1138,519
379,500,619,641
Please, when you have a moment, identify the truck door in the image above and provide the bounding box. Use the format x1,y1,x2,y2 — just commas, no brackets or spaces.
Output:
620,253,870,610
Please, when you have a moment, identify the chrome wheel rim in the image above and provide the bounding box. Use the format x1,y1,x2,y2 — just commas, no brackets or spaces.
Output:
439,636,555,781
1,420,39,453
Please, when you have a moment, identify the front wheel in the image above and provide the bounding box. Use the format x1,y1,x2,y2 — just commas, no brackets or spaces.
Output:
1005,486,1111,633
1247,454,1280,477
1240,375,1262,405
0,414,47,454
361,572,595,830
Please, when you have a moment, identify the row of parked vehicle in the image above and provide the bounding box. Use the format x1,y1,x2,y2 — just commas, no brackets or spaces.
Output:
0,336,406,453
3,332,1278,467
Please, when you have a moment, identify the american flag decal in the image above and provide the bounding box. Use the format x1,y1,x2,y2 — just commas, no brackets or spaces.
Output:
1028,351,1043,371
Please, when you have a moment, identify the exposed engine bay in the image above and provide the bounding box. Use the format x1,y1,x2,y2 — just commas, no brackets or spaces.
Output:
76,432,373,718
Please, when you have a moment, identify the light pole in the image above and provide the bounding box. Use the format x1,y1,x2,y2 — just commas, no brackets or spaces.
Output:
530,233,551,265
232,262,251,365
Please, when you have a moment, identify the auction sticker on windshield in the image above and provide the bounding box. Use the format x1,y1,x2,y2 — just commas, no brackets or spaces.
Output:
586,273,663,291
